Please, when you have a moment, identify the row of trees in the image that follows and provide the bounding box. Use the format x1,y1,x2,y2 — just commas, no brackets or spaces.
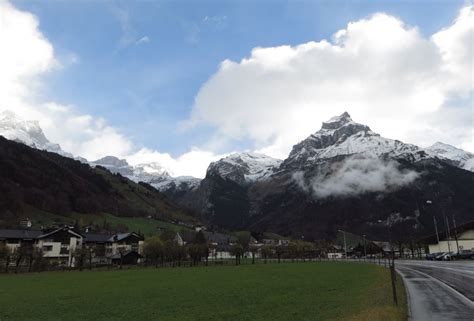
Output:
0,243,48,273
143,231,209,267
142,230,322,267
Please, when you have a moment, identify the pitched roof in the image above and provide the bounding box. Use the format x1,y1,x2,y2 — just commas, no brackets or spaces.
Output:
178,231,196,243
38,226,83,239
83,233,114,243
204,232,237,244
109,232,144,242
0,229,43,240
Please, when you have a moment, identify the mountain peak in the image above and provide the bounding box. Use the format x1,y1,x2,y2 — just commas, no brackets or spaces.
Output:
283,112,429,169
207,152,282,184
0,110,74,158
321,111,353,130
426,142,474,171
92,156,129,168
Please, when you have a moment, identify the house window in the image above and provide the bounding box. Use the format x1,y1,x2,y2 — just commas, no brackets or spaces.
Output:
7,239,19,244
43,245,53,252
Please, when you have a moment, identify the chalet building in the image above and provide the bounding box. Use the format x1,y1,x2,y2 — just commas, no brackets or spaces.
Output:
107,232,144,257
0,226,83,267
205,232,238,260
0,229,43,251
83,231,144,265
36,227,83,267
82,233,111,265
0,227,144,267
327,245,344,259
174,231,199,246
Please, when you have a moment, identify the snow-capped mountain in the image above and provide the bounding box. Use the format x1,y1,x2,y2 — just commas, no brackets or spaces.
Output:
207,152,282,185
0,110,73,158
184,112,474,242
91,155,201,192
425,142,474,172
282,112,428,170
91,156,133,175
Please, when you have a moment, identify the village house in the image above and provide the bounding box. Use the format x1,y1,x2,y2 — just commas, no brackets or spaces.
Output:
36,226,84,267
0,226,83,267
0,226,145,267
0,229,43,251
205,232,238,259
83,231,144,265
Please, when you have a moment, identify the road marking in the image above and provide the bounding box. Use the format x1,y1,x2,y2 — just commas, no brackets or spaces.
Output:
398,266,474,308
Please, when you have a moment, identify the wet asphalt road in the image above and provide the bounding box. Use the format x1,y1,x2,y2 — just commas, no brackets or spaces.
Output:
396,260,474,321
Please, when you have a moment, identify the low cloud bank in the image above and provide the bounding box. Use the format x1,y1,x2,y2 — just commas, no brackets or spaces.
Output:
293,155,420,198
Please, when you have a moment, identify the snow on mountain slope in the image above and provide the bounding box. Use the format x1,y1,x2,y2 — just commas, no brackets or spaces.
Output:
145,175,202,192
0,110,73,158
91,155,201,191
283,112,429,169
426,142,474,172
207,152,282,185
91,156,134,176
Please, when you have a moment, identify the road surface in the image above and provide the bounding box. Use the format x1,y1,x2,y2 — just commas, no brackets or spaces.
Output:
396,260,474,321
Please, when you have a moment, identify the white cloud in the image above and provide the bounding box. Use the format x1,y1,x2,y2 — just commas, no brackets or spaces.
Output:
187,5,474,158
0,1,133,160
1,0,472,179
293,155,420,198
126,148,226,178
136,36,150,44
0,0,222,175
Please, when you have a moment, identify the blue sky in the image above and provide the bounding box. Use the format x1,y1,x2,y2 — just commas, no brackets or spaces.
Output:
11,0,467,158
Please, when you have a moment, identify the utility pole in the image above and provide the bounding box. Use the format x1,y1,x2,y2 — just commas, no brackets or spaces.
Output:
452,214,460,254
427,200,441,252
445,215,452,253
433,216,441,252
338,230,348,260
363,234,367,259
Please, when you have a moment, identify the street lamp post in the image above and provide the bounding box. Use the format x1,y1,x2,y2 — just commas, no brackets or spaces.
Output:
363,234,367,260
427,200,441,252
338,229,348,260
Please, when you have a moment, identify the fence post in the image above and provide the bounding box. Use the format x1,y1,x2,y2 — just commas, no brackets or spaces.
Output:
390,257,398,306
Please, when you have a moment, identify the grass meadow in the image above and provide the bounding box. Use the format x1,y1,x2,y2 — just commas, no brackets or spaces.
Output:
0,262,407,321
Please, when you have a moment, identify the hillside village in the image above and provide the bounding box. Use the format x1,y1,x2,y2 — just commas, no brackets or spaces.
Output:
2,216,473,272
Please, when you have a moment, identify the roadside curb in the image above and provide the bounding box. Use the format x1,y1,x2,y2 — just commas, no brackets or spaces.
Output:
396,268,412,321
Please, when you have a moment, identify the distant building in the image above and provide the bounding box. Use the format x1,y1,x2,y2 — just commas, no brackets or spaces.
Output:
110,251,142,265
424,221,474,254
0,229,43,251
83,232,144,265
0,227,144,267
19,218,32,229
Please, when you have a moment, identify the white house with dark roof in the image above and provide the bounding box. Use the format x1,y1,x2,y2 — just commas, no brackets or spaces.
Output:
0,227,145,267
36,226,84,267
83,231,144,264
0,226,83,267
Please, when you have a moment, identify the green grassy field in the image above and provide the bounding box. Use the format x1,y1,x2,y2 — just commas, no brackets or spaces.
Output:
0,262,406,321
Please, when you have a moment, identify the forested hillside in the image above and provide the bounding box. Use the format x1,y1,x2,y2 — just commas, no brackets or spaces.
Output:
0,136,195,228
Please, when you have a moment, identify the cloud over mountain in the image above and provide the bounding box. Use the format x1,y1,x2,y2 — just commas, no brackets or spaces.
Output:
293,155,420,198
187,5,473,159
